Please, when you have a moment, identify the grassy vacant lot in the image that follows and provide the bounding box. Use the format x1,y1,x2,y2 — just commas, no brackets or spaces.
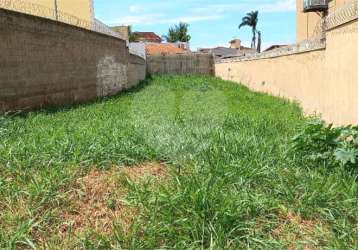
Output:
0,75,357,249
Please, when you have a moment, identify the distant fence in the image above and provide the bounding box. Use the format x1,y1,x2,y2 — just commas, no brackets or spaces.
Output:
0,0,123,39
147,54,215,76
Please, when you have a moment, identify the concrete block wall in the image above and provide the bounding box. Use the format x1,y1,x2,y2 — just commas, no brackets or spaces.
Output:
127,54,146,88
0,8,129,111
146,54,215,76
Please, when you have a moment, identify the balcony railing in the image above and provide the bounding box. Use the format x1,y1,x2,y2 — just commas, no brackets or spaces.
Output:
303,0,328,12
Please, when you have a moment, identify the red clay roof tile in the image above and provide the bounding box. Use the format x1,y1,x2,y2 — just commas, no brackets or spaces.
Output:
146,43,187,55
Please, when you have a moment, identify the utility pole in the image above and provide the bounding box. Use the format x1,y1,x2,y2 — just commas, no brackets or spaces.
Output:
54,0,58,20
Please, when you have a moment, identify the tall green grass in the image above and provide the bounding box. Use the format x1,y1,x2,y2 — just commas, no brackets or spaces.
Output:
0,75,357,249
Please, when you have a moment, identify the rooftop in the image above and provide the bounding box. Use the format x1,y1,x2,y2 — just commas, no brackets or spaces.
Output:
146,43,187,55
133,32,162,43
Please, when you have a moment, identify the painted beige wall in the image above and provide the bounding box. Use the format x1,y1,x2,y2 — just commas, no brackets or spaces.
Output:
27,0,94,21
216,20,358,125
296,0,348,42
329,0,350,10
322,19,358,124
296,0,321,42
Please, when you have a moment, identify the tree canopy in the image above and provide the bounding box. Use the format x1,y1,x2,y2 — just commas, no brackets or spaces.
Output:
165,22,191,43
128,26,137,42
239,11,259,50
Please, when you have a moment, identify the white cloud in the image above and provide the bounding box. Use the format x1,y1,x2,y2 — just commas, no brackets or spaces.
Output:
260,0,296,12
193,0,296,14
168,15,222,23
112,14,161,25
108,0,295,26
111,14,222,26
129,4,144,13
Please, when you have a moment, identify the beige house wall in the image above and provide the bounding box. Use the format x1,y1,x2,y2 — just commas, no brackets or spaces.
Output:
296,0,321,43
59,0,94,21
21,0,94,21
216,19,358,125
329,0,350,10
296,0,348,42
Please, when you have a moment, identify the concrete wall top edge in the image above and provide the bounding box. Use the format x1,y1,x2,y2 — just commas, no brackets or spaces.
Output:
0,7,125,42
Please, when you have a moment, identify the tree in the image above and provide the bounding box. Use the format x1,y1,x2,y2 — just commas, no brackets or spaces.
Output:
128,26,137,42
257,31,262,53
239,11,259,50
165,22,191,43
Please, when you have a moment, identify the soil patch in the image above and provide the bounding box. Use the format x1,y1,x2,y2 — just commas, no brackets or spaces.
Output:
271,211,329,249
60,162,167,236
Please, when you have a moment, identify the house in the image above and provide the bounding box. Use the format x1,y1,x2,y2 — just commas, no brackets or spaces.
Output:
174,42,191,51
229,39,242,49
199,47,241,58
199,39,255,58
229,39,255,52
133,32,162,43
146,43,187,55
5,0,94,23
296,0,349,42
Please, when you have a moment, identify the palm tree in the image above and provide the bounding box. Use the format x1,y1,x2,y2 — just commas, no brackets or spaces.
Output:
165,22,191,43
239,11,259,49
257,31,262,53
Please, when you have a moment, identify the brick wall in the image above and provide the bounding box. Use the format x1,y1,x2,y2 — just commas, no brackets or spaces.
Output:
0,8,129,111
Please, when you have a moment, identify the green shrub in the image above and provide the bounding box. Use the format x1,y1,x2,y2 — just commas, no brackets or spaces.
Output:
291,118,358,172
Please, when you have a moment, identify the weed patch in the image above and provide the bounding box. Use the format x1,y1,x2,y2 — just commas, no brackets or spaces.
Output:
291,118,358,172
1,75,357,249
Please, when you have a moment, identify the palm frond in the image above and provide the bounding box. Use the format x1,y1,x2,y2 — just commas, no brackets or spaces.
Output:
239,20,250,29
238,10,260,49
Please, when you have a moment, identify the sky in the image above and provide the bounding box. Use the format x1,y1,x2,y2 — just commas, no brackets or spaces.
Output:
94,0,296,50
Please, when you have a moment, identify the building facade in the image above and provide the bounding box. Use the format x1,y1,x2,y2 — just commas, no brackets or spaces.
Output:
33,0,94,21
1,0,94,23
133,32,162,43
296,0,349,42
